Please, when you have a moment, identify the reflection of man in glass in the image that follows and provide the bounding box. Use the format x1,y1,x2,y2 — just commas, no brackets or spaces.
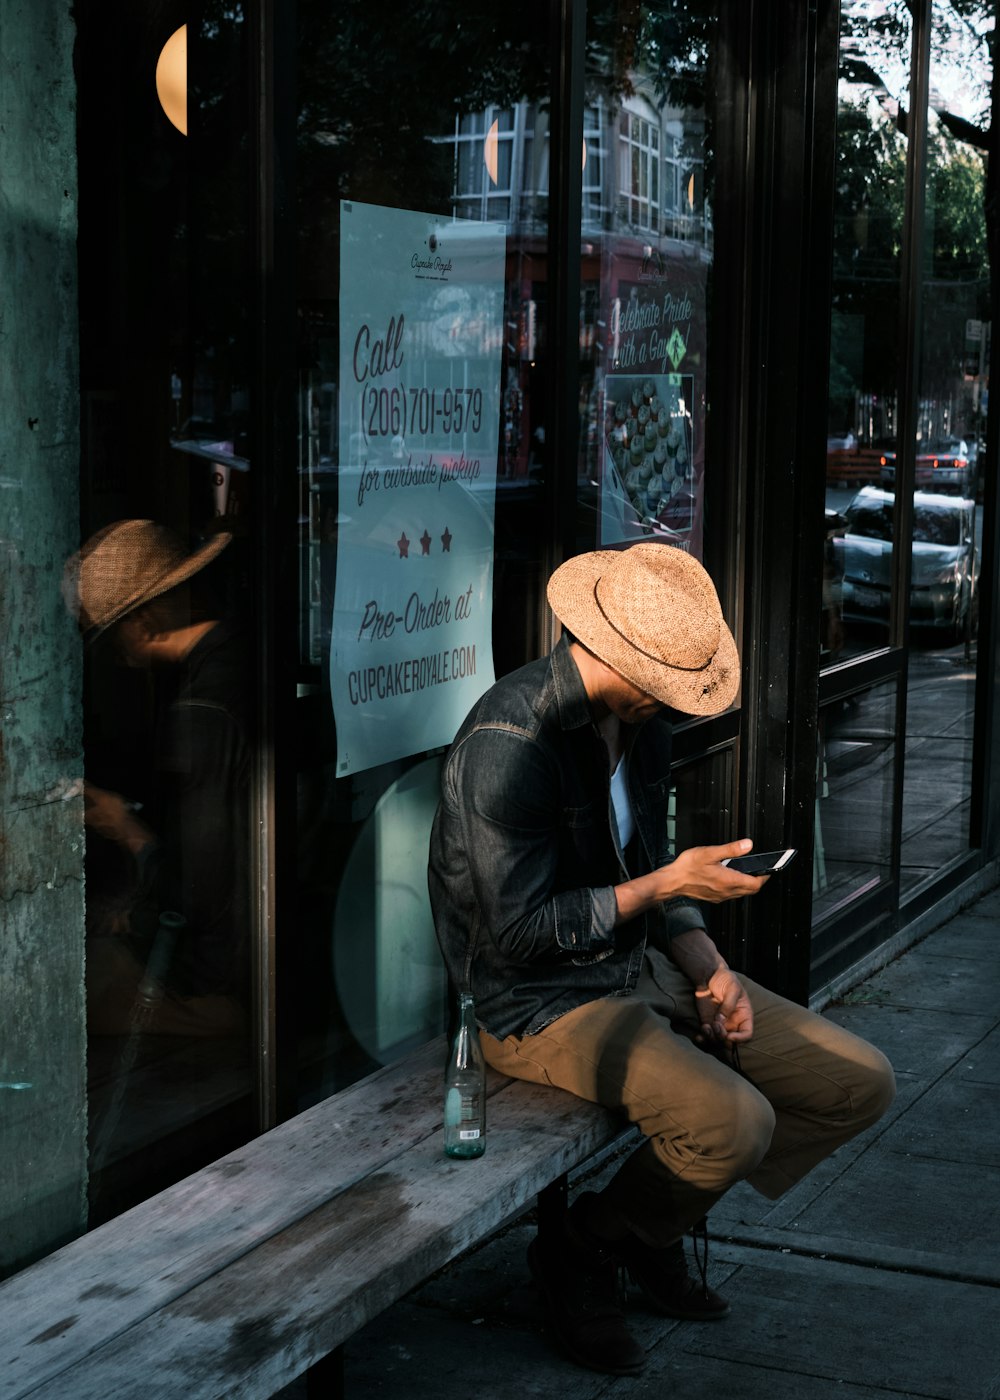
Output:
65,521,250,1036
429,543,895,1377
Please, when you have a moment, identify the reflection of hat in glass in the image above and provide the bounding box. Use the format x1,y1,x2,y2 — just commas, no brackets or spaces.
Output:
65,519,232,637
547,542,740,716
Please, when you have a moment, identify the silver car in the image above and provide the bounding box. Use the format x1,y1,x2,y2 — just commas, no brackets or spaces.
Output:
835,486,979,638
878,439,973,494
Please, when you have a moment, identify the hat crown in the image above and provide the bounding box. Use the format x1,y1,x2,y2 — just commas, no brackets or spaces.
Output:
594,545,722,672
545,541,739,716
67,519,231,635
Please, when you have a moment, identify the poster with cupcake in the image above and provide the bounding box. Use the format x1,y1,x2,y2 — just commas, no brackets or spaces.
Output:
601,372,695,544
597,248,706,557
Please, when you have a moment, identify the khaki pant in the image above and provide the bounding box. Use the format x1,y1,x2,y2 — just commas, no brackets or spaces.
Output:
482,949,895,1248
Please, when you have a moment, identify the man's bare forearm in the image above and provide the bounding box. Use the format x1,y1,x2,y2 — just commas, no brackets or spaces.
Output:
666,927,728,988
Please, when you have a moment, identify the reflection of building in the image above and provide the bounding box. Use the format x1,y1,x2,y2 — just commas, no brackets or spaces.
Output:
431,89,710,486
434,93,709,245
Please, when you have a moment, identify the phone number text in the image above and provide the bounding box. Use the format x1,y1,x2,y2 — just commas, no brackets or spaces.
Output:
361,385,484,445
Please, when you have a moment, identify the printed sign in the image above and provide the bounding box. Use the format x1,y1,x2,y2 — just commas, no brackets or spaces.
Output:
333,201,506,775
597,245,706,558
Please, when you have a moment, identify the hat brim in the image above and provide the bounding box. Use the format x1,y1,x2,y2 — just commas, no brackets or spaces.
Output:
547,548,740,717
85,532,232,638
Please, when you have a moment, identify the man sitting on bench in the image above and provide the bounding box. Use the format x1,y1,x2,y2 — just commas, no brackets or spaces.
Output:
428,542,895,1376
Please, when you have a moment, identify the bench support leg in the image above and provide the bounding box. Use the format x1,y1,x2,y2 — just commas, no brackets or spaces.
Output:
306,1343,344,1399
537,1172,568,1243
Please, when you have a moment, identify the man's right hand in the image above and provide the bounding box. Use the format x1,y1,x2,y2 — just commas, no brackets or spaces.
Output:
84,782,154,856
659,840,768,903
614,838,766,925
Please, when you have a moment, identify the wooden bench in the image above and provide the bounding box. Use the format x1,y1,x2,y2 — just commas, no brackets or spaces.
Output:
0,1035,635,1399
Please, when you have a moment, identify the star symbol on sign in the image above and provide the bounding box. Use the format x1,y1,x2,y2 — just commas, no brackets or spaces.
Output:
441,527,452,552
420,529,432,555
397,532,410,558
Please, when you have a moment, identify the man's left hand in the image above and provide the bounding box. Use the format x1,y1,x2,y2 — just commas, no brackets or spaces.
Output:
83,782,154,856
694,967,754,1043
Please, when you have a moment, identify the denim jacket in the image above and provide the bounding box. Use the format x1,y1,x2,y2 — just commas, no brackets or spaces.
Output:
428,635,706,1039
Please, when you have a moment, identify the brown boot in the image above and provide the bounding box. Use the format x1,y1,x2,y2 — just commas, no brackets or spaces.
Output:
527,1197,645,1375
613,1215,730,1320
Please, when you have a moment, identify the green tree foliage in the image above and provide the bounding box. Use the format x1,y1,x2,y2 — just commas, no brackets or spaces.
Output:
828,0,994,432
927,131,990,284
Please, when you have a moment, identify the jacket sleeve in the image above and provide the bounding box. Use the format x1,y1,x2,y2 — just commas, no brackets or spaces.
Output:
446,725,619,963
651,895,708,946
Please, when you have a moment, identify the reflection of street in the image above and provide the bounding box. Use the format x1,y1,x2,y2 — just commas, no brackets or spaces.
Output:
813,685,895,924
900,642,976,896
814,584,977,923
818,480,979,920
826,483,984,574
825,480,982,660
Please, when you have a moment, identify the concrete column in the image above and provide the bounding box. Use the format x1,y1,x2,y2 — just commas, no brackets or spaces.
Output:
0,0,86,1274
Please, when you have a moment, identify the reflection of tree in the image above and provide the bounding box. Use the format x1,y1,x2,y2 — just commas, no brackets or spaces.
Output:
585,1,717,204
927,130,989,282
296,0,555,291
585,0,713,108
829,0,995,436
839,0,995,251
829,98,908,431
294,0,719,294
833,104,907,280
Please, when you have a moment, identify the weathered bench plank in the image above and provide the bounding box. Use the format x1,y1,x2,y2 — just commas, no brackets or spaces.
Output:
1,1045,632,1400
0,1038,456,1396
20,1079,629,1399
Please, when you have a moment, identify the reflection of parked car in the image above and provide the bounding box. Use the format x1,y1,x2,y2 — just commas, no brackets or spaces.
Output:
879,438,972,493
877,442,897,485
917,439,971,493
834,486,979,638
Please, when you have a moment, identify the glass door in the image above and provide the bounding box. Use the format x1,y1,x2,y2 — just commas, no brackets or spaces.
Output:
812,0,995,985
899,0,993,899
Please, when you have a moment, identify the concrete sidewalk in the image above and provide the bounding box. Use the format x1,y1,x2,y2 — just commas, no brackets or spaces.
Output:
338,886,1000,1399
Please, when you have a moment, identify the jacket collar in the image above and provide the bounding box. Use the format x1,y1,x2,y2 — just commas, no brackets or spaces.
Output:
550,634,597,732
549,633,658,755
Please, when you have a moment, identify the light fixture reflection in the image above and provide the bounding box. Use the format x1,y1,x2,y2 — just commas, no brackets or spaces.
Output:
156,25,188,136
484,118,500,185
483,118,587,185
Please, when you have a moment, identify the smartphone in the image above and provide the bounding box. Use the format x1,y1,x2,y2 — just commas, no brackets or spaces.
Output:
721,848,797,876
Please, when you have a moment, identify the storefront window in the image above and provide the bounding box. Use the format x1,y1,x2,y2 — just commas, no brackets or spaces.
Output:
813,681,898,925
293,1,554,1105
578,0,717,562
74,6,255,1232
822,1,911,663
816,0,994,926
900,0,993,897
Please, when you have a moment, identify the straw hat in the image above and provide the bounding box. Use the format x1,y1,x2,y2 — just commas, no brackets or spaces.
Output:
547,542,739,716
65,520,232,637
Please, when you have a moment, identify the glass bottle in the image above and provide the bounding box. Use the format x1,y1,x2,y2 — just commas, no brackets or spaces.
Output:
443,992,486,1158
